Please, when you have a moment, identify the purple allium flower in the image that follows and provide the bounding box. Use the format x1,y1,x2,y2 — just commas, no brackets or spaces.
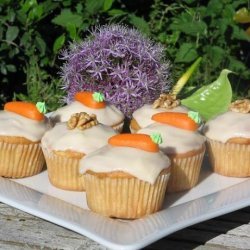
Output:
60,24,171,117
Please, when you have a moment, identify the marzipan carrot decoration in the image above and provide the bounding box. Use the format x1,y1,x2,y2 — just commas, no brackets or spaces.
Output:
152,112,198,131
75,91,106,109
4,101,45,121
108,134,159,152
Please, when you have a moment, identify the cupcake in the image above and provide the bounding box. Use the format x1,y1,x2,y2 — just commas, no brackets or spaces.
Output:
0,101,48,178
50,91,124,132
80,133,171,219
130,94,188,133
138,111,206,192
41,112,116,191
203,99,250,177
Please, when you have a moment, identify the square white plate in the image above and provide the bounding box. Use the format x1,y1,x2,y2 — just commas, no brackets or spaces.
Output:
0,157,249,250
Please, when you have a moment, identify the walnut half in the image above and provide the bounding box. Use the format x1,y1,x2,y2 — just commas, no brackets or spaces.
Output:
152,93,180,109
67,112,98,130
229,99,250,114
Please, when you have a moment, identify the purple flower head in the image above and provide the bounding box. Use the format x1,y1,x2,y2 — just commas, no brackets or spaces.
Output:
60,24,171,117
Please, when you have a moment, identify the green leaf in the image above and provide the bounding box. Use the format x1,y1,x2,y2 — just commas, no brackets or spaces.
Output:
21,0,37,13
170,12,207,37
0,64,7,75
6,64,16,72
206,46,225,68
108,9,127,16
35,36,46,55
129,14,150,35
28,4,43,20
228,56,248,72
85,0,104,15
53,34,65,53
52,9,82,28
181,69,233,121
66,24,77,40
20,32,30,46
6,26,19,42
175,43,198,63
103,0,114,11
206,0,223,16
231,25,250,41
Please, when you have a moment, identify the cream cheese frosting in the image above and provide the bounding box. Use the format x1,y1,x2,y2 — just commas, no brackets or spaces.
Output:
132,104,189,128
203,111,250,143
79,145,170,184
139,123,205,154
50,101,124,126
41,122,116,154
0,110,48,142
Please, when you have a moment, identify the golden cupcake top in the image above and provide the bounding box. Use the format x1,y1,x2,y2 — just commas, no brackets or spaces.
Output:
50,91,124,126
0,101,48,141
41,112,116,154
79,133,170,184
203,99,250,143
139,111,205,154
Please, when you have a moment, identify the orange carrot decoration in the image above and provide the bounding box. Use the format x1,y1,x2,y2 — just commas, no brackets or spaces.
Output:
75,91,106,109
108,133,159,152
4,102,45,121
151,112,198,131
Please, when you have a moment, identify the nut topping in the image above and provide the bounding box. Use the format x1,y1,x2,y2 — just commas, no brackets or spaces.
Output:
152,93,180,109
67,112,98,130
229,99,250,114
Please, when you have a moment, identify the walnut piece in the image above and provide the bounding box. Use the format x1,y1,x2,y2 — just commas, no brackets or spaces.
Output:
67,112,98,130
152,93,180,109
229,99,250,114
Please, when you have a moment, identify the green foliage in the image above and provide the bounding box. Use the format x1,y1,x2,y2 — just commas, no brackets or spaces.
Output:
0,0,249,110
149,0,250,98
13,56,65,112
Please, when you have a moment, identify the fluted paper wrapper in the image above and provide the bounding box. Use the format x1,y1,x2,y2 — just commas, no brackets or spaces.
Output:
84,172,170,219
0,141,44,178
167,148,205,193
206,138,250,177
43,148,85,191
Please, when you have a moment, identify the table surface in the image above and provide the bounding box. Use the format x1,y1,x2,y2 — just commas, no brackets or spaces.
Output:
0,203,249,250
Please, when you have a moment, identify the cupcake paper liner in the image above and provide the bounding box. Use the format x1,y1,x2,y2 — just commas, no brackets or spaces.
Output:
206,138,250,177
0,140,44,178
167,147,205,193
84,171,170,219
42,147,85,191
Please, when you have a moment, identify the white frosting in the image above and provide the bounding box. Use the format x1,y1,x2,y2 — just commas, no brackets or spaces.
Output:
50,101,124,126
132,104,189,128
203,111,250,143
0,110,48,142
41,122,116,154
79,145,170,184
139,123,205,154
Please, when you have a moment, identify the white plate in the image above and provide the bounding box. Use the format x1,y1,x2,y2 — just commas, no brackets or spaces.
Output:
0,157,249,250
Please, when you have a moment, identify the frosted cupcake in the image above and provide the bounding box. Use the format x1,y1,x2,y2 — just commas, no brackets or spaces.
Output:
50,91,124,132
203,99,250,177
41,112,116,191
130,94,188,133
80,133,171,219
139,111,206,192
0,101,48,178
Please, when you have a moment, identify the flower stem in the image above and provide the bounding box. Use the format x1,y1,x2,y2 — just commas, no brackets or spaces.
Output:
171,57,202,96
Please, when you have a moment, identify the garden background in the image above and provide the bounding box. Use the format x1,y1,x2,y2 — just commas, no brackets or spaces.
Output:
0,0,249,111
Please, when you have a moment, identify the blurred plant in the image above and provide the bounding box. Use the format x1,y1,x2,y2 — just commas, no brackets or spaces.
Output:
148,0,250,99
61,24,171,117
